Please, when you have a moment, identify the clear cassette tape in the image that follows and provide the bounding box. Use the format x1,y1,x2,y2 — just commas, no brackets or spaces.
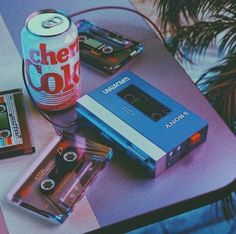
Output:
8,132,113,223
76,19,144,74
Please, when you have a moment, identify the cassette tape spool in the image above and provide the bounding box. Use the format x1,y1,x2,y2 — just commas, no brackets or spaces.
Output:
76,19,144,74
8,132,113,223
0,89,34,158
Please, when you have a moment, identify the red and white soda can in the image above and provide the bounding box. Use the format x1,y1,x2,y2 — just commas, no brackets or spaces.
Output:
21,9,81,111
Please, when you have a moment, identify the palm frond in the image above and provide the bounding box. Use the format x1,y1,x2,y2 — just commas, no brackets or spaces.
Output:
156,0,236,31
167,20,227,60
197,54,236,133
155,0,201,31
160,4,236,60
211,8,236,56
220,191,236,221
217,18,236,56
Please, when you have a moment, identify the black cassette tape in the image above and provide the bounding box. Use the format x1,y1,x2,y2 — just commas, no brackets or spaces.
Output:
76,19,144,74
0,89,34,158
8,132,113,223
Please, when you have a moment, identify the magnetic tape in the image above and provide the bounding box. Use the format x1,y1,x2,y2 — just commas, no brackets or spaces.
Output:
76,19,143,74
77,71,208,177
8,132,112,223
0,89,34,158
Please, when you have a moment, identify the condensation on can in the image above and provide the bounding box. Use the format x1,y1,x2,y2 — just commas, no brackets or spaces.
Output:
21,9,81,111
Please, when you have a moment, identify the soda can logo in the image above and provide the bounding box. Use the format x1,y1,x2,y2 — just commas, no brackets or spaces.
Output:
21,10,81,111
25,38,80,94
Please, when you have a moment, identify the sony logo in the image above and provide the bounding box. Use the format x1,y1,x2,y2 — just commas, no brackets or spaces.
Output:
165,111,189,129
102,76,130,94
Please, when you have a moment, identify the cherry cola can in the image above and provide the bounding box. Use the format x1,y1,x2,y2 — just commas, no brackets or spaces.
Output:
21,9,80,111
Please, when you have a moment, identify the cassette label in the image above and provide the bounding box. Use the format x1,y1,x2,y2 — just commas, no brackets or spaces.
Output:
0,92,23,148
8,132,113,223
0,89,34,158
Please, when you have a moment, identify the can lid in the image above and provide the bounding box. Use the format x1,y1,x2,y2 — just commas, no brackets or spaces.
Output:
26,9,71,37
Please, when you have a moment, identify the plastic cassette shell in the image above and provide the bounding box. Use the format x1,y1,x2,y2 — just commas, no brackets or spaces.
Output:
76,19,144,74
0,88,35,158
76,71,208,177
7,132,113,223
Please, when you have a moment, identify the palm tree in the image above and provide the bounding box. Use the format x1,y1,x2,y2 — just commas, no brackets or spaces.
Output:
152,0,236,134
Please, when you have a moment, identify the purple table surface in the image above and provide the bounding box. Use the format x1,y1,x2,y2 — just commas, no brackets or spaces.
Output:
0,207,9,234
1,0,235,232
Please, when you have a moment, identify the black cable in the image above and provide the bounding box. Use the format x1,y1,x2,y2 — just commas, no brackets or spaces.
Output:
70,6,168,48
70,6,193,65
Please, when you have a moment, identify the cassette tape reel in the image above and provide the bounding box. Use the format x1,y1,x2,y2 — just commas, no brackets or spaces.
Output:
39,147,82,194
8,132,113,223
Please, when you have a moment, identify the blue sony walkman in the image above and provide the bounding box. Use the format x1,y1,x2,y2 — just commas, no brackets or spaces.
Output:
76,71,208,177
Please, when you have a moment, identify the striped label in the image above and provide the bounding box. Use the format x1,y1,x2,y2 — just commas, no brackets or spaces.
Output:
78,95,167,161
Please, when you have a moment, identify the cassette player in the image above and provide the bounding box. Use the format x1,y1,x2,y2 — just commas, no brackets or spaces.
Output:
8,132,113,223
77,71,208,177
76,19,143,74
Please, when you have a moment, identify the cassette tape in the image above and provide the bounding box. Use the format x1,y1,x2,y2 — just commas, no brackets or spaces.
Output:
77,71,208,177
0,89,34,159
76,19,144,74
8,132,113,223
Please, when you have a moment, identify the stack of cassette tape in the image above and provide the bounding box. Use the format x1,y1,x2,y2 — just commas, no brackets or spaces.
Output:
8,132,113,223
0,89,34,159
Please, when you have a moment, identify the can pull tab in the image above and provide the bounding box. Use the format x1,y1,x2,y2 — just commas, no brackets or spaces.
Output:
41,16,64,29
